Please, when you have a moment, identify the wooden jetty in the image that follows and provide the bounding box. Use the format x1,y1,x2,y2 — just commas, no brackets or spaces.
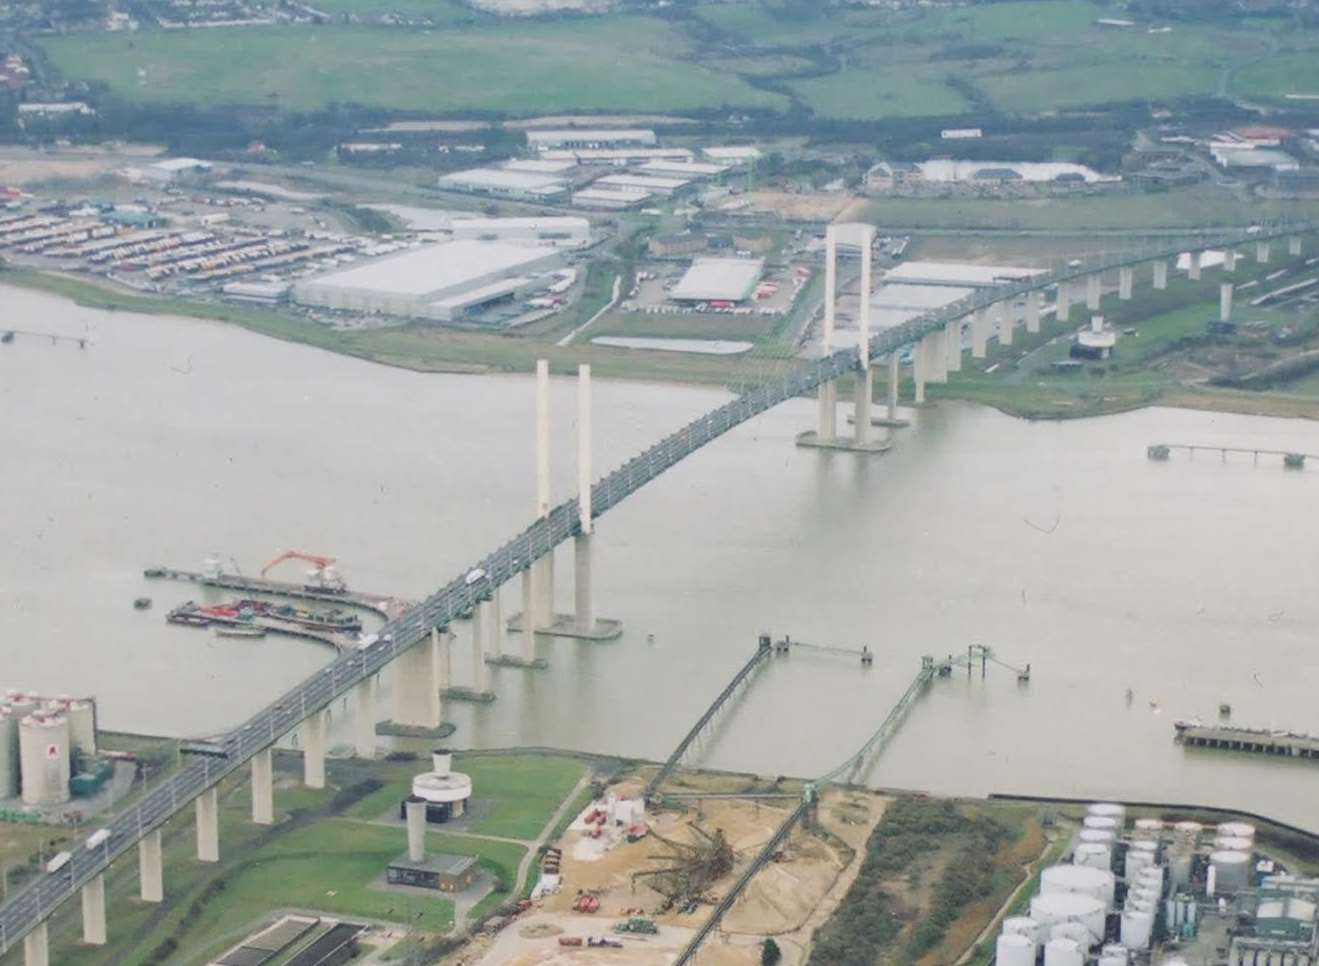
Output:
145,566,411,619
1148,442,1314,468
1175,721,1319,759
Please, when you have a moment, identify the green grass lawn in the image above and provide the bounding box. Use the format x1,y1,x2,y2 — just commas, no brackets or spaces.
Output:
787,64,971,120
37,19,786,114
1237,47,1319,100
310,0,475,19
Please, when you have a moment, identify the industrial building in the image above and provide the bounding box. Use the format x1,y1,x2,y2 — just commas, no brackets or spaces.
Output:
670,257,765,303
883,260,1042,288
542,147,693,164
592,173,690,197
637,159,729,178
571,186,650,210
1210,143,1300,172
437,167,569,201
292,240,561,321
448,216,589,248
526,128,656,150
142,158,213,183
703,145,762,163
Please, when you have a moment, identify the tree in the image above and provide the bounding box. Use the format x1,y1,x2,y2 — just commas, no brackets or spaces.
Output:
761,938,782,966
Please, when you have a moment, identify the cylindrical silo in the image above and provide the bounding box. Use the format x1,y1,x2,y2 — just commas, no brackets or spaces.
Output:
1075,843,1113,872
1002,916,1043,944
405,797,426,862
1042,864,1115,907
19,713,71,805
1211,850,1252,893
1100,955,1128,966
1139,865,1165,895
65,700,96,759
1173,820,1202,844
1101,942,1129,962
431,748,452,777
996,933,1036,966
1218,822,1255,842
7,694,38,721
1133,817,1163,838
1044,937,1085,966
0,709,18,799
1030,893,1106,944
1125,849,1154,880
1120,909,1154,949
1051,921,1092,947
1081,828,1117,847
1084,815,1120,833
1215,835,1253,853
1088,802,1126,823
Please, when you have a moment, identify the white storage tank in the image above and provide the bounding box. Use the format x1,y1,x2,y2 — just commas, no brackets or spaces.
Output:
0,709,18,799
1002,916,1043,944
1042,864,1115,906
1215,835,1253,853
1218,822,1255,842
1080,828,1117,846
65,700,96,759
1100,943,1129,964
1138,865,1165,895
1099,955,1128,966
1051,921,1093,947
1211,850,1252,893
1125,848,1154,880
1120,909,1154,949
1133,817,1163,837
1044,937,1085,966
996,932,1036,966
19,713,71,805
1088,802,1126,822
1173,820,1202,843
1084,815,1120,832
1075,843,1113,871
1030,893,1106,944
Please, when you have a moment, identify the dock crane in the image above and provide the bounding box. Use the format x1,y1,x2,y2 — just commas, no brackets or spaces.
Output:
260,551,346,591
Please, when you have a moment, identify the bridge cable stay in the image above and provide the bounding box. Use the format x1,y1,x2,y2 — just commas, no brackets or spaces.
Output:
0,220,1305,954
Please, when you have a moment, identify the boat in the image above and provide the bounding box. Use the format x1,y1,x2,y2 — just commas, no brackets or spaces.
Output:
133,597,152,610
215,626,266,640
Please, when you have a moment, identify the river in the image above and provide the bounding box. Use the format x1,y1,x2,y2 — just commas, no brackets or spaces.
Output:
4,283,1319,830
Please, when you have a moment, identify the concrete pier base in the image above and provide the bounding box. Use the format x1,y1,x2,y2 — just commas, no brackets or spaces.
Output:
504,612,620,642
795,429,892,453
997,301,1014,346
944,319,961,371
1086,273,1102,310
1025,291,1041,333
1188,251,1202,279
23,922,48,966
816,379,838,441
139,828,163,902
1153,260,1168,289
81,873,107,945
303,708,327,790
1223,250,1237,272
1221,282,1234,321
1056,281,1072,322
441,686,496,703
1257,241,1270,263
971,308,988,358
1119,265,1133,300
1290,236,1302,257
195,786,219,863
353,677,374,759
251,746,273,824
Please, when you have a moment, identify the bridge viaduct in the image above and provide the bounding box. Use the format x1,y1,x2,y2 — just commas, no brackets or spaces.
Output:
2,220,1316,963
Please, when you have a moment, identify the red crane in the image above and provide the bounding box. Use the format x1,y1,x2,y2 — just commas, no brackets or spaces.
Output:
260,550,346,590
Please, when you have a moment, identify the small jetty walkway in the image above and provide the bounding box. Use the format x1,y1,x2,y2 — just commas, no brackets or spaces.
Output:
145,566,413,619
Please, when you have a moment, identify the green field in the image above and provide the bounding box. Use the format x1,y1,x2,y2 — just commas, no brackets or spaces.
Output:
34,0,1319,118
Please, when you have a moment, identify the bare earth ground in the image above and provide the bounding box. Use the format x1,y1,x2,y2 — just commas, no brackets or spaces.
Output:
729,191,857,222
0,144,164,185
457,787,886,966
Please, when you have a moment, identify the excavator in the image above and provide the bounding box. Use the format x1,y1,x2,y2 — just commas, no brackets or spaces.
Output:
260,551,346,592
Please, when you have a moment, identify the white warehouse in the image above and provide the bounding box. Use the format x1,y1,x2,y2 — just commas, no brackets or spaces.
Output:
449,216,590,248
527,128,656,150
293,240,561,322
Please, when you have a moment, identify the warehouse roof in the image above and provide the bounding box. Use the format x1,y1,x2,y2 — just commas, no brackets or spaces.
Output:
149,157,212,172
527,128,655,145
542,148,693,162
883,261,1041,287
670,257,765,302
703,146,762,161
637,160,728,177
872,283,974,310
300,241,554,297
594,174,690,191
438,168,566,192
450,216,588,232
504,159,579,174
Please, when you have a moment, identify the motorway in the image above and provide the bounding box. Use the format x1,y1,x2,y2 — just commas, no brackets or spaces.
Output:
3,219,1317,956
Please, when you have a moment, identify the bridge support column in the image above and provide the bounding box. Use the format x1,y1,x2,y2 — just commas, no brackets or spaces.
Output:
1086,272,1102,310
1188,251,1202,279
944,319,961,371
819,225,838,440
1025,291,1041,333
251,746,273,825
81,872,107,945
1056,280,1072,322
139,828,163,902
195,786,219,863
534,553,554,633
1223,249,1237,272
1119,265,1134,300
1154,260,1168,289
1221,282,1234,321
971,308,989,357
887,353,899,418
574,534,593,632
1257,241,1270,263
1290,236,1302,257
913,339,927,404
997,300,1014,346
926,330,948,383
22,922,48,966
392,634,443,727
817,380,837,441
853,366,873,446
353,677,374,758
303,708,327,790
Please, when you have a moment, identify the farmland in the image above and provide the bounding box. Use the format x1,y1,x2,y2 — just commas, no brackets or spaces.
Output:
34,0,1319,119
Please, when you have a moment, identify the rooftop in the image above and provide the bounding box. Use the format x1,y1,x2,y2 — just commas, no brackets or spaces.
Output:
449,216,589,232
149,157,212,171
299,241,554,297
670,257,765,302
438,168,567,192
527,128,655,144
594,174,690,191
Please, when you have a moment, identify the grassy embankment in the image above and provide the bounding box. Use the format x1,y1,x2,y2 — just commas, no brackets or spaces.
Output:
0,752,586,966
35,0,1319,119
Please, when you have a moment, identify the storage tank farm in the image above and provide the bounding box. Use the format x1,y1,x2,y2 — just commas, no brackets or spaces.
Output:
991,802,1277,965
0,688,99,807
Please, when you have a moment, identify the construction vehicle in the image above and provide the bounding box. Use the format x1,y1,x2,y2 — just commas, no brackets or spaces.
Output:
559,936,583,947
614,918,658,935
573,894,600,913
261,551,346,591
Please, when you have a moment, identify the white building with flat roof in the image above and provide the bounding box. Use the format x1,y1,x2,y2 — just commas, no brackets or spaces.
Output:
437,167,569,200
572,187,650,210
883,261,1042,287
542,148,693,164
292,240,560,321
142,157,213,183
670,257,765,302
637,159,729,178
527,128,656,150
449,216,590,248
592,173,689,196
703,146,762,163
